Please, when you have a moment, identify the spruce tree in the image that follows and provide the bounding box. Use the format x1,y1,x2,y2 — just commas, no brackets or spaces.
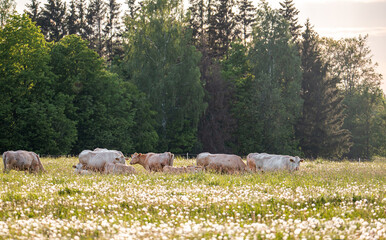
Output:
208,0,236,58
25,0,40,23
188,0,206,46
67,0,78,35
77,0,88,39
297,20,351,158
235,0,255,45
104,0,120,61
39,0,67,41
87,0,106,56
279,0,301,43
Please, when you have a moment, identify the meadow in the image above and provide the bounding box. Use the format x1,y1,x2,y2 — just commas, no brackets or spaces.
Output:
0,157,385,239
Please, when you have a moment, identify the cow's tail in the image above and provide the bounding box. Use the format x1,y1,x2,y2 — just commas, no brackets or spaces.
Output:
35,154,46,173
2,152,7,173
169,153,174,166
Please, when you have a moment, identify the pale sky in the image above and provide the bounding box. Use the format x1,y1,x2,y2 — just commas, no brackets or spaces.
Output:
15,0,386,92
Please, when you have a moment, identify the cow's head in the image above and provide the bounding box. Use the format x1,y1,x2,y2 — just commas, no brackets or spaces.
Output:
73,163,83,170
115,155,126,164
289,157,304,171
130,153,141,165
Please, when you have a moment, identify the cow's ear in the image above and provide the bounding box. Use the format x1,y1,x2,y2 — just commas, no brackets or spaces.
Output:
289,158,295,162
300,159,304,162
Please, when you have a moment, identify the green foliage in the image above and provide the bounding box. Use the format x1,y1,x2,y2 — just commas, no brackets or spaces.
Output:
0,14,76,154
320,35,384,158
124,0,206,153
50,35,141,154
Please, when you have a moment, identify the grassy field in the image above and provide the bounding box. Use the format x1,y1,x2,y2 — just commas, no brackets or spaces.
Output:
0,157,385,239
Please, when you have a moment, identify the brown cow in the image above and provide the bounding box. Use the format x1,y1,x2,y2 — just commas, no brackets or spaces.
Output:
130,152,174,172
196,152,247,174
3,150,45,173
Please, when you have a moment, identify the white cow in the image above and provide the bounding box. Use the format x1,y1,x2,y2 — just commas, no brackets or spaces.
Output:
78,149,126,172
247,153,303,172
3,150,45,173
73,163,93,175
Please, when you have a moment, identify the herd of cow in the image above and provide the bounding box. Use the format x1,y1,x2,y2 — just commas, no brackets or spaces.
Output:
2,148,304,174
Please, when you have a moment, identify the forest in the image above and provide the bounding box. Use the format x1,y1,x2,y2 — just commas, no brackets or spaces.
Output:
0,0,385,159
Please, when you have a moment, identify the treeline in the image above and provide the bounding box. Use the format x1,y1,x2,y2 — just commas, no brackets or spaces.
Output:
0,0,385,159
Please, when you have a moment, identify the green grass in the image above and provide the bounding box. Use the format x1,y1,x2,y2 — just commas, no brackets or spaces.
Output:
0,156,385,239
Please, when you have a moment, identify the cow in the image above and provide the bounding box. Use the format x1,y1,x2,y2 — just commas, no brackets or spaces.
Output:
2,150,45,173
196,152,247,174
104,162,137,175
247,153,304,172
73,163,93,175
186,165,204,173
77,149,127,172
130,152,174,172
163,166,187,174
163,165,204,174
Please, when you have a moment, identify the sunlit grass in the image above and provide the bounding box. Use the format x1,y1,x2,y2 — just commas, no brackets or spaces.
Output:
0,156,385,239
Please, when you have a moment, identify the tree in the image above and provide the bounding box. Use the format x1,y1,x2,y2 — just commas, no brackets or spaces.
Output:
50,35,150,154
25,0,40,23
207,0,236,58
320,35,384,158
77,0,88,39
222,42,258,154
66,0,78,35
279,0,301,43
248,2,303,155
235,0,255,45
104,0,121,61
297,20,351,158
124,0,206,153
188,0,206,46
0,0,15,28
0,14,76,154
87,0,106,56
39,0,67,41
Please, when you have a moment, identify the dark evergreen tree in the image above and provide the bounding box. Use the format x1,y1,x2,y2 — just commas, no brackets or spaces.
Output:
25,0,40,23
207,0,236,58
39,0,67,42
235,0,255,44
88,0,106,56
188,0,206,46
77,0,88,39
104,0,120,61
67,0,78,35
279,0,301,43
297,20,351,158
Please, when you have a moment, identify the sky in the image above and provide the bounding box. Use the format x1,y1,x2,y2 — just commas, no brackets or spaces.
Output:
15,0,386,92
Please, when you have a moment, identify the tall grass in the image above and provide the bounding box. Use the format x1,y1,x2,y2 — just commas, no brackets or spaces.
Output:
0,157,385,239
